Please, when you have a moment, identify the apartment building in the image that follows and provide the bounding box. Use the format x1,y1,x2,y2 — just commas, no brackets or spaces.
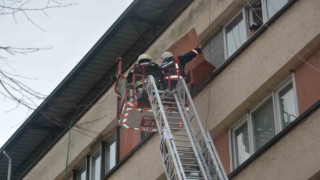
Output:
1,0,319,179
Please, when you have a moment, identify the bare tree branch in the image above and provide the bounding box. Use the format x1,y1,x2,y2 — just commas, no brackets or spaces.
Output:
0,0,76,111
0,46,52,59
1,0,77,30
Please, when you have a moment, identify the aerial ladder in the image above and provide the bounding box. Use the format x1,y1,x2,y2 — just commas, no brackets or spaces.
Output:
115,57,228,180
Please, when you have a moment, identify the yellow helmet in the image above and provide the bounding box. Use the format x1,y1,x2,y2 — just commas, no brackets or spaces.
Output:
161,51,173,60
138,54,152,63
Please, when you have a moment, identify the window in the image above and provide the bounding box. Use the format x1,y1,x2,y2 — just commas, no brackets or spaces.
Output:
231,76,298,169
105,140,117,173
232,120,250,167
252,98,275,150
265,0,288,19
274,78,298,129
225,12,247,57
246,0,263,26
77,166,86,180
91,150,101,180
224,0,288,58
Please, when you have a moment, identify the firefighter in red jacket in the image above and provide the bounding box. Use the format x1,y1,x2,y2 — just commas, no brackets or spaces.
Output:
160,47,201,90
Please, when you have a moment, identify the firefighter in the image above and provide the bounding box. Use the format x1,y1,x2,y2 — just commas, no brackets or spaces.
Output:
127,54,163,105
127,54,162,87
160,47,202,90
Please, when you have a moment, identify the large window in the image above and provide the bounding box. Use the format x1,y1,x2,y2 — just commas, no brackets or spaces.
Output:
230,76,298,169
91,150,101,180
224,0,288,58
105,140,117,173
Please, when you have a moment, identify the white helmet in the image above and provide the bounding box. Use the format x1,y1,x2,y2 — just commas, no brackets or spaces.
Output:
161,51,173,60
138,54,152,63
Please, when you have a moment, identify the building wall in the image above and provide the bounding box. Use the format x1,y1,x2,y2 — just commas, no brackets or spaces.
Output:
23,0,320,179
295,48,320,113
23,91,118,180
193,0,320,136
108,135,164,180
231,108,320,180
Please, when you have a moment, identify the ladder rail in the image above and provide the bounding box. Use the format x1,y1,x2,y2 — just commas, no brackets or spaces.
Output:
160,129,182,180
174,93,209,180
145,76,187,180
175,79,228,180
206,132,229,180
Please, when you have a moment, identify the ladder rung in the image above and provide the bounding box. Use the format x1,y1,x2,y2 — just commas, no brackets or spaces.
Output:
160,96,175,99
162,101,176,105
186,177,204,180
167,117,181,120
184,170,201,173
183,167,200,170
170,128,184,130
186,174,203,177
164,107,178,110
181,163,199,167
176,145,192,148
178,151,194,154
168,122,182,125
174,139,190,142
172,133,187,136
179,157,196,160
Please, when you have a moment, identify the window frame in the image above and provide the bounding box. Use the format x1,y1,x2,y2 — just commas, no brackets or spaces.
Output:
223,0,289,58
250,95,276,151
104,137,117,173
273,75,299,130
223,9,248,59
77,165,87,180
264,0,289,20
90,148,102,180
230,75,298,170
230,115,253,169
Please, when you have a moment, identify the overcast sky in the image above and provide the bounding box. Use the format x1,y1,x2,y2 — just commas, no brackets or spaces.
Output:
0,0,133,147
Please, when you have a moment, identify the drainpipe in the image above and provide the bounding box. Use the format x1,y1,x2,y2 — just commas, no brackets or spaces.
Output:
3,151,12,180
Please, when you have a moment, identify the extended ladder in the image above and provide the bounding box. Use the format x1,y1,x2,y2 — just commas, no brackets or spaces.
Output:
145,76,228,180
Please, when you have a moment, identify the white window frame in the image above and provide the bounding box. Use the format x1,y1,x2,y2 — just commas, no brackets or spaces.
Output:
273,75,299,130
224,0,289,59
223,9,248,59
230,75,298,170
230,114,253,170
105,138,117,173
90,149,101,180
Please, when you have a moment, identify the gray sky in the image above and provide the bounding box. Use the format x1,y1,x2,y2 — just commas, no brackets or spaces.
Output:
0,0,133,147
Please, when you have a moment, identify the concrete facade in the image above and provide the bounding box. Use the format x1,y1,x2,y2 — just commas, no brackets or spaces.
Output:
23,0,320,179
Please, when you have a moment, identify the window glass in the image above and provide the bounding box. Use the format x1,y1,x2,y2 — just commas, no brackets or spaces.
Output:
234,122,250,166
91,151,101,180
105,141,117,173
225,14,247,57
78,168,86,180
246,0,263,37
252,98,275,150
266,0,288,19
278,83,297,128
